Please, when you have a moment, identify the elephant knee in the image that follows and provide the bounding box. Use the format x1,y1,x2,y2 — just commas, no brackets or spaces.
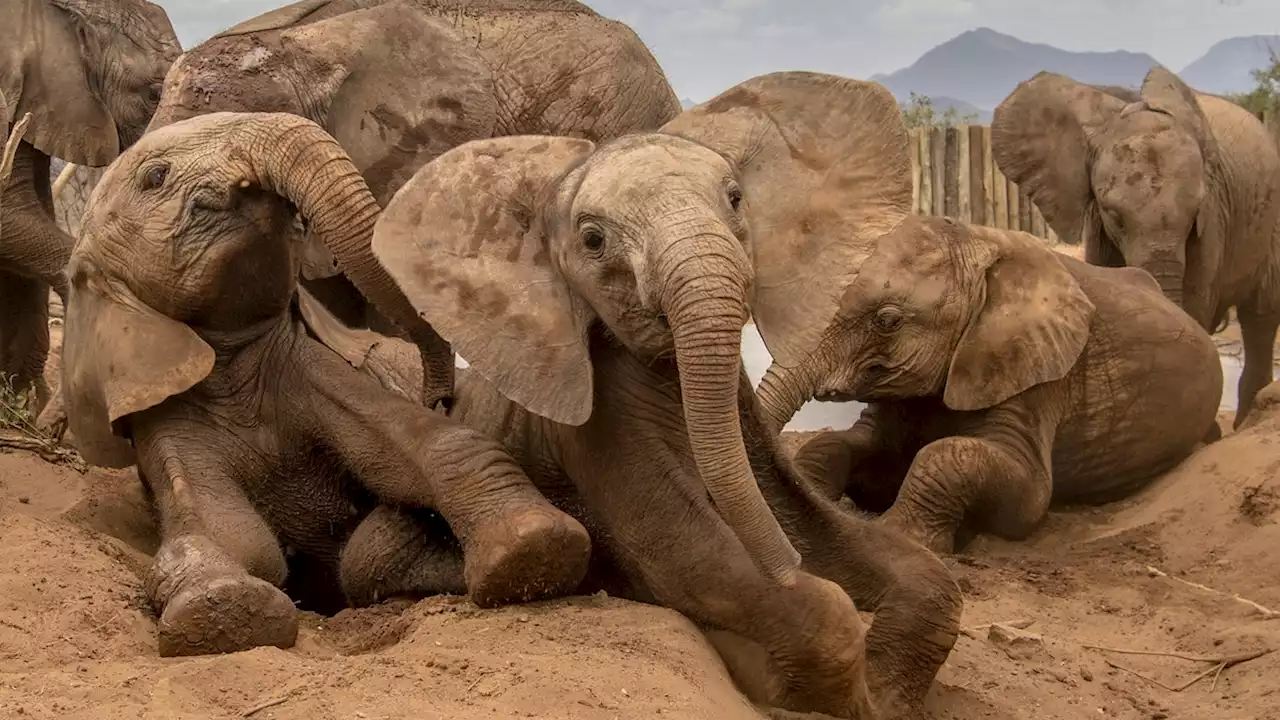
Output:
339,506,466,607
910,436,1049,539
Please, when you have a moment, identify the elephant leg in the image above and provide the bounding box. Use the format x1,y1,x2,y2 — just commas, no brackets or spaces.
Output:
878,435,1051,554
1232,305,1280,430
0,271,51,416
740,392,961,717
339,504,468,606
792,424,912,513
307,345,591,608
132,416,298,657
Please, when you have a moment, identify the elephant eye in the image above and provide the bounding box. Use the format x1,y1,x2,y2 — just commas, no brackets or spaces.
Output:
872,305,904,333
727,183,742,213
580,225,606,255
140,163,169,191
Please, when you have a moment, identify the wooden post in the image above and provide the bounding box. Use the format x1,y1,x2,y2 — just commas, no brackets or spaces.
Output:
918,129,933,216
910,128,922,215
968,125,985,227
943,127,960,218
982,126,996,227
930,126,946,217
957,126,971,223
992,160,1008,229
1017,183,1032,234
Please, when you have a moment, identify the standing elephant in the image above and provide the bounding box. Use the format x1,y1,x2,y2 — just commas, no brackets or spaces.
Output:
0,0,180,414
144,0,682,412
756,211,1223,555
58,111,592,657
353,71,963,719
992,66,1280,427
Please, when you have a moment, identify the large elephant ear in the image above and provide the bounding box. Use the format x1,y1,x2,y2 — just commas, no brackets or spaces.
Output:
63,259,215,468
944,227,1096,411
371,136,597,425
659,71,913,369
991,72,1127,246
3,0,119,165
1140,66,1219,167
279,3,498,278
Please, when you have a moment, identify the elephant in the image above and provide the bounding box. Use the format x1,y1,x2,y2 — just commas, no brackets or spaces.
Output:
349,71,964,719
992,65,1280,428
0,112,32,234
755,210,1223,556
0,0,180,415
57,110,593,658
143,0,682,413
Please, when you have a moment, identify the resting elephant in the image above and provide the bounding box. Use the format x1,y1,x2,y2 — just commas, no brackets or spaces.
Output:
992,66,1280,427
0,0,179,414
757,212,1223,555
345,71,964,719
57,111,592,657
144,0,681,412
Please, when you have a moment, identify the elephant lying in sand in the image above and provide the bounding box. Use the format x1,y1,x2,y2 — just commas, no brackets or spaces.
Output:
1,0,180,415
144,0,682,411
992,66,1280,428
58,111,592,657
329,71,965,719
757,213,1223,555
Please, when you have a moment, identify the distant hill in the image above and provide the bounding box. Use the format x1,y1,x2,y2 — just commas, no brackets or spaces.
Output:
1180,35,1280,94
680,97,698,110
872,27,1161,118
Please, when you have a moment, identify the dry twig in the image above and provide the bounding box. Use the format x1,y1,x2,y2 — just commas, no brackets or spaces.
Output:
242,684,307,717
1145,565,1279,620
1081,644,1272,693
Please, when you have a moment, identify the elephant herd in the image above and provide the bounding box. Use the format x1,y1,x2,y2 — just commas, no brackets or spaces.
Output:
1,0,1272,718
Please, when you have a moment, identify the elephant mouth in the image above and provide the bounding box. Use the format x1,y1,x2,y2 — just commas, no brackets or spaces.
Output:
813,389,861,403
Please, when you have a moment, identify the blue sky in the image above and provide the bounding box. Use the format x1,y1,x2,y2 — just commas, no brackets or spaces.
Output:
159,0,1280,101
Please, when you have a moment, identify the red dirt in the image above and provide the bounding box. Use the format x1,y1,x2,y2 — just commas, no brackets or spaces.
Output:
2,311,1277,719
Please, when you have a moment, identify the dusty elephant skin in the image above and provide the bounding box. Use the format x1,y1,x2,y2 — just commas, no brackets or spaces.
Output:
759,213,1223,557
57,112,592,658
991,66,1280,429
0,0,179,416
350,71,964,719
143,0,682,412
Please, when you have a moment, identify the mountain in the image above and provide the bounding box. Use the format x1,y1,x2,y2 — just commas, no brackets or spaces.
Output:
1180,35,1280,94
872,27,1160,116
680,97,698,110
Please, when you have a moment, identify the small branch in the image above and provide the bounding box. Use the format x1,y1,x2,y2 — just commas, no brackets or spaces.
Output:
1083,645,1272,693
242,685,307,718
961,618,1034,639
1145,565,1280,620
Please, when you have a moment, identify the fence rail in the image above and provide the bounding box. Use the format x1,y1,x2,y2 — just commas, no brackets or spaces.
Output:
907,124,1058,243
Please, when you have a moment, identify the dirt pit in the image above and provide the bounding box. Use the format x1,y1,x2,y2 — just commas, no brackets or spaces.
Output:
3,320,1278,719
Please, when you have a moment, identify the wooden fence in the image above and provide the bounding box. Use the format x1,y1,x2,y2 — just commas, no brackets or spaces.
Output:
907,124,1059,244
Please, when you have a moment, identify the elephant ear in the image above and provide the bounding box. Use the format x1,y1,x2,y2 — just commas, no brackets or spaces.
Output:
660,71,913,369
944,227,1096,411
991,72,1127,246
281,4,498,278
3,0,120,165
1,113,31,190
371,135,597,425
63,259,215,468
1140,67,1216,160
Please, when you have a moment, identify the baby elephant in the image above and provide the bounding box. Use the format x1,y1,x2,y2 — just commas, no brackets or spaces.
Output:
58,112,591,656
759,216,1222,553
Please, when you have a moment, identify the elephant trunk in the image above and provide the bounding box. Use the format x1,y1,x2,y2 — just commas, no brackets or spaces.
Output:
240,113,456,409
1133,247,1194,323
755,359,818,435
658,232,801,587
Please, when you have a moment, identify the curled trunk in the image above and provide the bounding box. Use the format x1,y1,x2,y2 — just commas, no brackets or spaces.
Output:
239,114,455,408
756,359,819,435
659,237,801,587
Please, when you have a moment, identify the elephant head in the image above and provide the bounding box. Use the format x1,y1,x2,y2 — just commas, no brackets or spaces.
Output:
60,112,449,468
367,71,914,587
992,66,1218,326
1,0,180,166
144,2,500,411
758,218,1096,425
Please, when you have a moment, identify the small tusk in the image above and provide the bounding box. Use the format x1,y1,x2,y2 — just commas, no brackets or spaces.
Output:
238,179,250,188
51,161,77,200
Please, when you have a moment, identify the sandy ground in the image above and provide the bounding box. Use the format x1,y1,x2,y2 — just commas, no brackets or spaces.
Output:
4,298,1278,719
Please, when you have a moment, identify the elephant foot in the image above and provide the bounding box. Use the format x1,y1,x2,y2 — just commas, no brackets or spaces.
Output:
876,508,955,556
463,505,591,608
1203,421,1223,444
148,535,298,657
